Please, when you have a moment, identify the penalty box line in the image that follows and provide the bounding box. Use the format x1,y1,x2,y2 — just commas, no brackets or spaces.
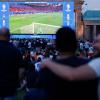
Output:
20,22,60,33
32,22,60,28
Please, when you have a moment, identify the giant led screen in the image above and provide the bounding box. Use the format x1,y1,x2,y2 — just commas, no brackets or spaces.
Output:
9,2,63,34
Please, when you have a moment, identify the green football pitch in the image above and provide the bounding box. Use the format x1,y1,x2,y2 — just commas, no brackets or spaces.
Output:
10,12,63,34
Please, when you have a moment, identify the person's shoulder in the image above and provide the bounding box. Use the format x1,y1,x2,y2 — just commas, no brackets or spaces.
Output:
74,56,90,64
92,54,100,59
65,56,89,66
90,57,100,63
9,43,21,54
88,57,100,77
55,56,89,64
76,56,90,62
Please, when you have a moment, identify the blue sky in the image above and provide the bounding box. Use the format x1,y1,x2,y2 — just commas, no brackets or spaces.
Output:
85,0,100,10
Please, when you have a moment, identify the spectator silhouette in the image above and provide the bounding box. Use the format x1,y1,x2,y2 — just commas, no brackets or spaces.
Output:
38,27,98,100
0,27,25,100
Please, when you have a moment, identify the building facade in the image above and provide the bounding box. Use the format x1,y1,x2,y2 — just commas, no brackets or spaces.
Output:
73,0,100,40
83,10,100,40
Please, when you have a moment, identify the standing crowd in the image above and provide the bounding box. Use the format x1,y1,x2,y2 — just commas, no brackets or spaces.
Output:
0,27,99,100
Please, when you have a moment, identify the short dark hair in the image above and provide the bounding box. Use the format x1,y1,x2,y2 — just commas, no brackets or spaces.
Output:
0,27,10,39
55,27,77,53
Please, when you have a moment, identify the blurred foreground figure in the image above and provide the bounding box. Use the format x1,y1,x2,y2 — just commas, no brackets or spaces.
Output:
42,34,100,80
42,34,100,100
38,27,98,100
0,28,25,100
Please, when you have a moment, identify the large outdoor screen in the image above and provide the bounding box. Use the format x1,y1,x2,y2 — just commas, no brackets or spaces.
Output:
9,2,63,34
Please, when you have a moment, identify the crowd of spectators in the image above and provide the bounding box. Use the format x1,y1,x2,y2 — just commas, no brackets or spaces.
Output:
10,37,97,98
78,40,95,58
0,27,99,100
10,39,58,90
10,38,95,61
10,3,62,15
10,38,57,61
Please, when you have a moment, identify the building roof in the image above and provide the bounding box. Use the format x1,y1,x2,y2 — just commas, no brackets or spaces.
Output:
83,10,100,20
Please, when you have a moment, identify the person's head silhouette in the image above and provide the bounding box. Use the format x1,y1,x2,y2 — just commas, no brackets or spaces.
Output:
0,27,10,41
56,27,77,54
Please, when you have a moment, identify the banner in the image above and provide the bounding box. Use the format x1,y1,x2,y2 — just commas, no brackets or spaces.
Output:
63,2,75,29
0,2,9,28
